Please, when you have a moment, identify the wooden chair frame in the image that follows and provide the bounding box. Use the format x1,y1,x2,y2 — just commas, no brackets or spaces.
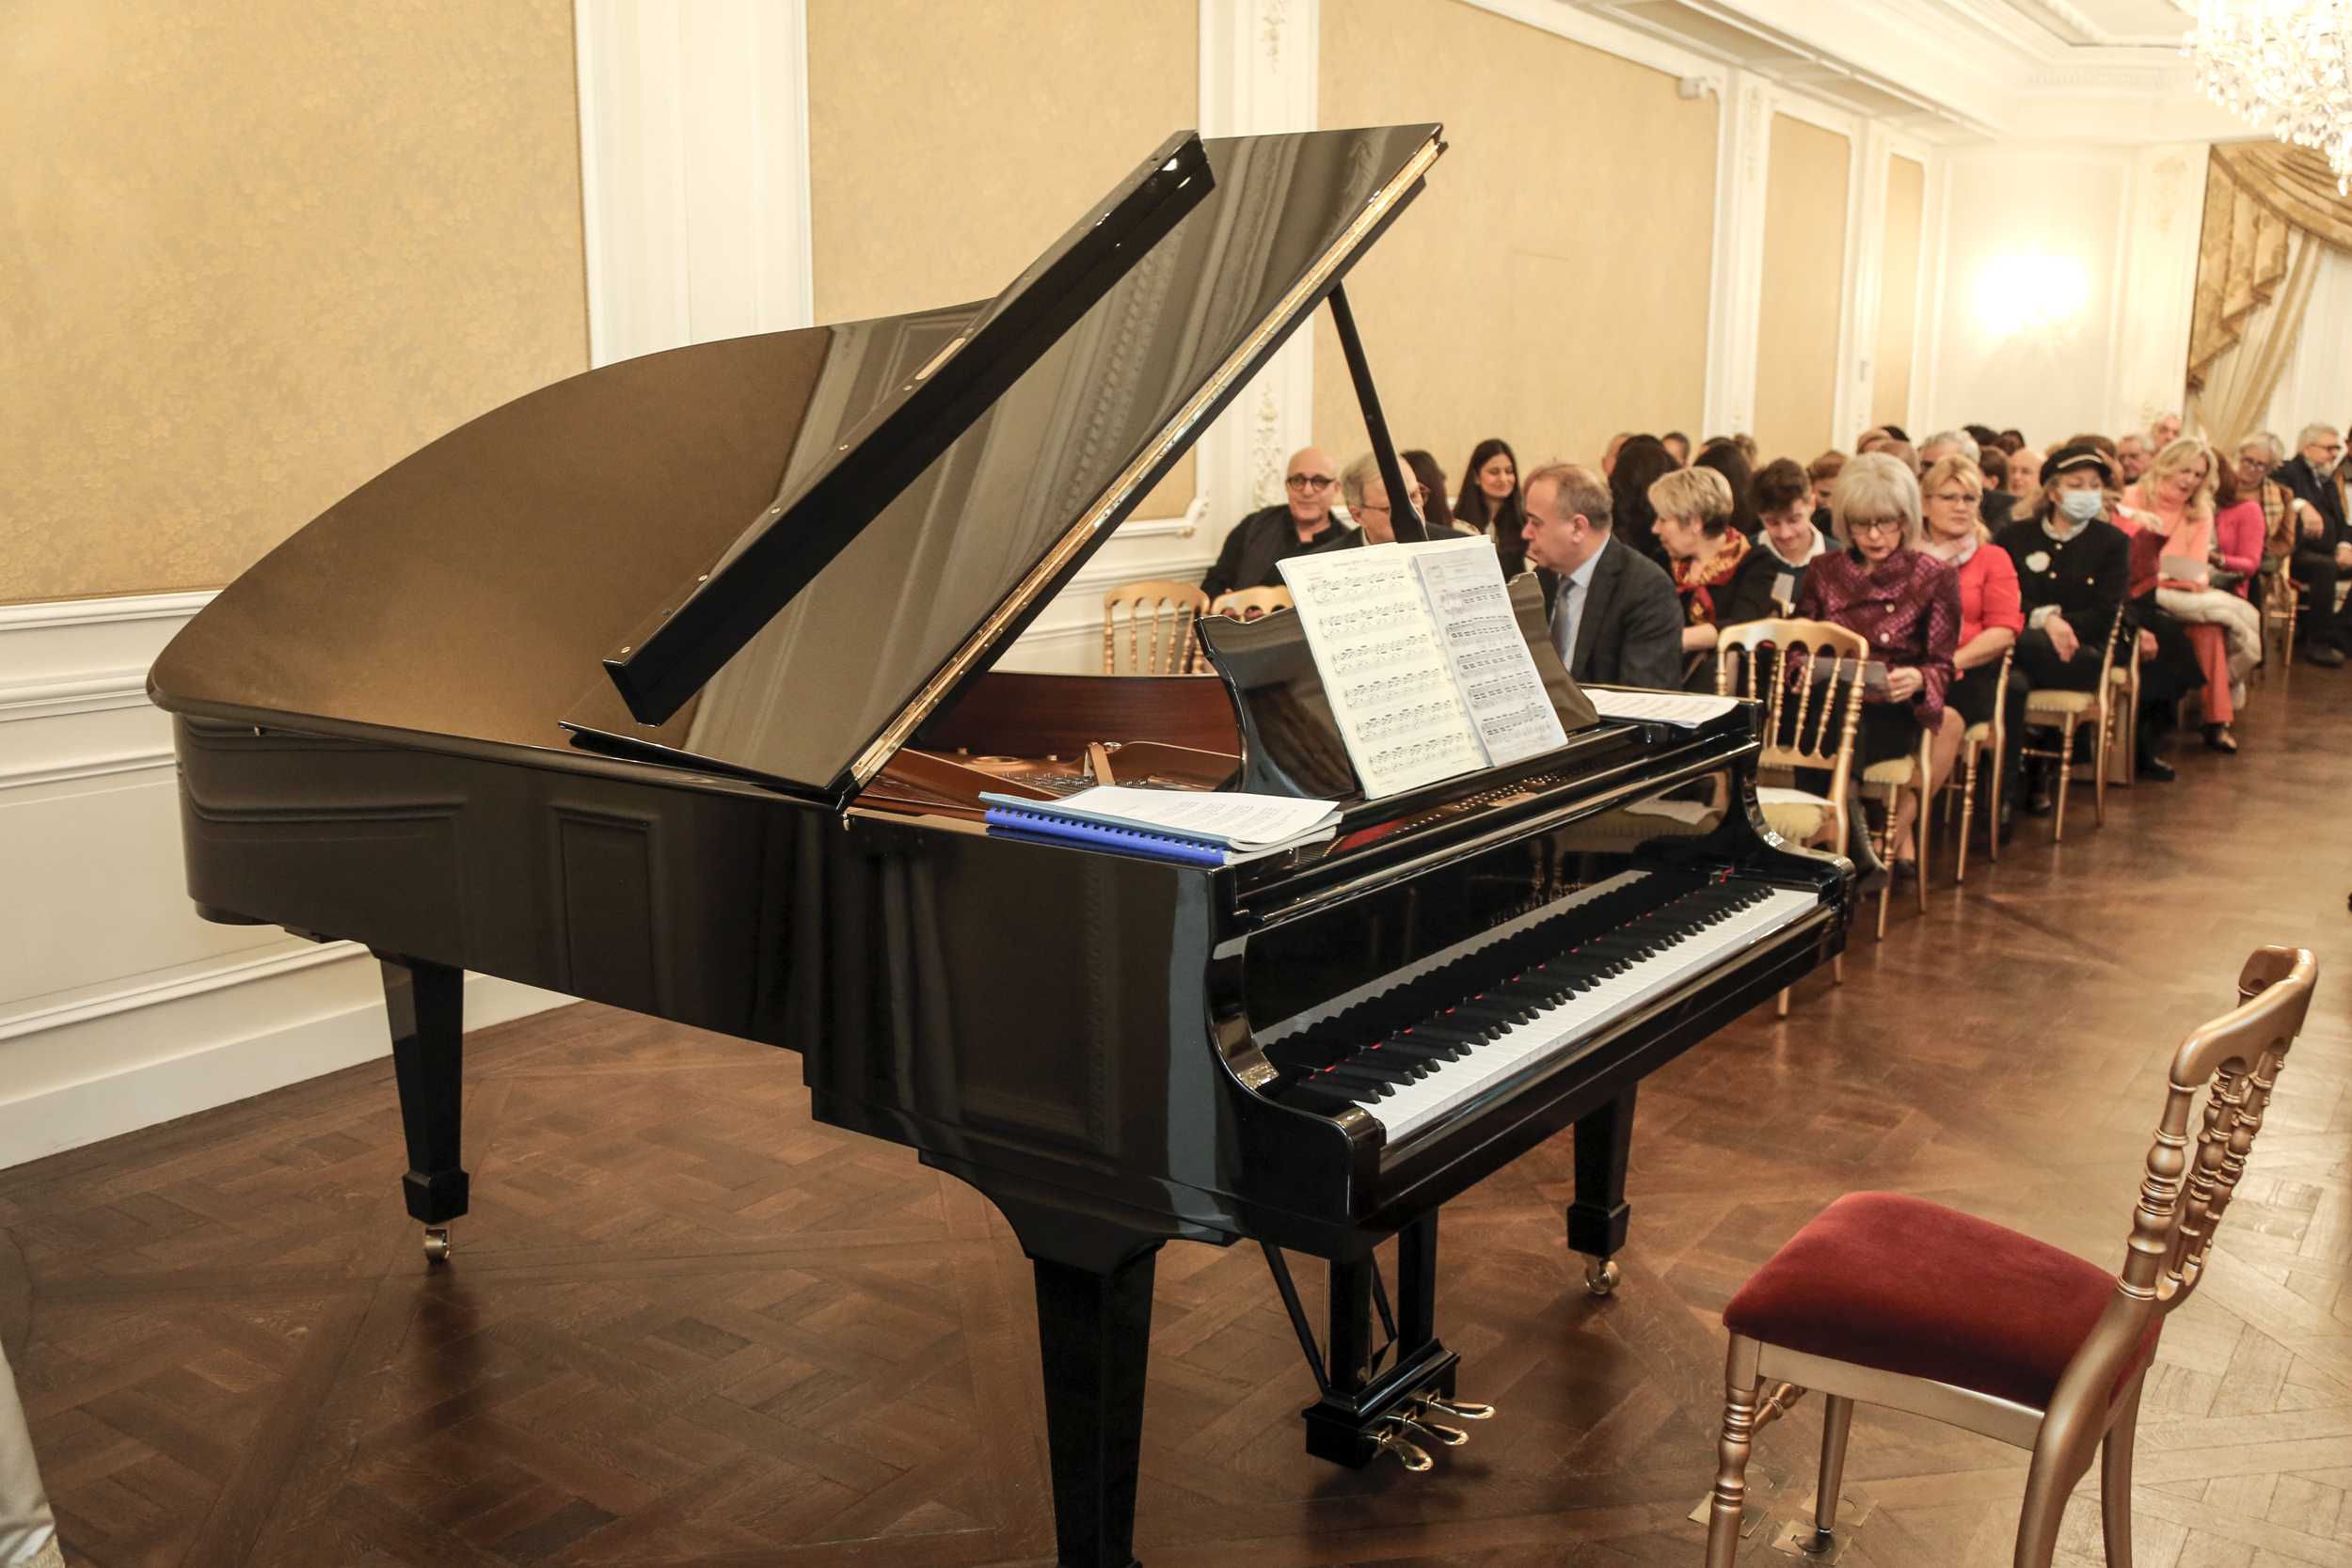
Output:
2019,612,2123,843
1206,586,1295,623
1102,580,1209,676
1859,729,1931,938
1716,619,1866,1011
1943,646,2012,883
1705,945,2317,1568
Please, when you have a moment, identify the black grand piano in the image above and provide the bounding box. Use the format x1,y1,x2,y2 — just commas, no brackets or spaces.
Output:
150,124,1850,1568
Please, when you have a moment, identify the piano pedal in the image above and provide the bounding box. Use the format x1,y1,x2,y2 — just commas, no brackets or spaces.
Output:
1398,1415,1468,1447
1581,1256,1620,1295
422,1226,453,1263
1417,1394,1494,1421
1372,1423,1434,1472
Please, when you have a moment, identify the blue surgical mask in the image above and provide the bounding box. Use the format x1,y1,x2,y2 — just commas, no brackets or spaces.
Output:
2058,489,2104,523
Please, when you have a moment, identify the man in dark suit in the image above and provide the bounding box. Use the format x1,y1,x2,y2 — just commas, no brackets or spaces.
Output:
2278,423,2351,664
1522,462,1682,689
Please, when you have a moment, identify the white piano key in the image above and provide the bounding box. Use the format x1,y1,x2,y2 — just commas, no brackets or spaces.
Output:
1357,885,1819,1143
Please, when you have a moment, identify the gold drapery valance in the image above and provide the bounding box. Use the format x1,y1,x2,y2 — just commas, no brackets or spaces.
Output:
2212,140,2352,254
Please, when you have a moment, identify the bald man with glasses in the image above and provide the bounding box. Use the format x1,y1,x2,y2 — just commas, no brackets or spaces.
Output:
1200,447,1358,597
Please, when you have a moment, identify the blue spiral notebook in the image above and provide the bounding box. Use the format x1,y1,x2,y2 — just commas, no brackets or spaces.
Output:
981,808,1234,866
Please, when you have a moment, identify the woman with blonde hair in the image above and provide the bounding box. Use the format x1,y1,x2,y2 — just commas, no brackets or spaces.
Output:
1919,453,2025,832
1648,466,1750,688
2136,437,2263,751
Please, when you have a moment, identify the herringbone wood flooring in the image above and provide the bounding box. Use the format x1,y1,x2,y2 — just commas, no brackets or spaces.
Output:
4,676,2346,1567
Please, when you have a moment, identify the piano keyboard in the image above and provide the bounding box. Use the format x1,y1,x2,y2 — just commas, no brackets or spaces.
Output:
1276,879,1817,1143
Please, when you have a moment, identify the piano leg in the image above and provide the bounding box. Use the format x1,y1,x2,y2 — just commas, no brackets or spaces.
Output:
1567,1085,1637,1295
377,954,469,1262
1031,1249,1158,1568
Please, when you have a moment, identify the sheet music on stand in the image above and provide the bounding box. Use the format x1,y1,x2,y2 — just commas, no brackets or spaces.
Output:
1277,546,1484,798
1404,535,1568,767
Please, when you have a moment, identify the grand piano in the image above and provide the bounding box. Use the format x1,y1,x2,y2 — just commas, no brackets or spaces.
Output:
149,123,1851,1568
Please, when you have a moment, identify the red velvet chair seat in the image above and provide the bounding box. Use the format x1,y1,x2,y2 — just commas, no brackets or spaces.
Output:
1722,1192,2160,1410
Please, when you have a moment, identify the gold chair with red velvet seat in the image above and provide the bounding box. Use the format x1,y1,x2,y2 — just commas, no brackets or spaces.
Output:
1703,944,2317,1568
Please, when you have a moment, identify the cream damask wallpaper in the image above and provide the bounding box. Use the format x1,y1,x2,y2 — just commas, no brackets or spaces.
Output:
1755,113,1850,467
1,1,589,603
1311,0,1719,483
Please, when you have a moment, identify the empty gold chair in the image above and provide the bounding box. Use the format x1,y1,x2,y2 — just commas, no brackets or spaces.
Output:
1206,585,1295,622
1703,944,2316,1568
1102,579,1210,675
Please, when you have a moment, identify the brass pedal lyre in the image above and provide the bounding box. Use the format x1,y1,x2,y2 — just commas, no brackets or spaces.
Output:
1417,1395,1494,1420
1373,1425,1433,1472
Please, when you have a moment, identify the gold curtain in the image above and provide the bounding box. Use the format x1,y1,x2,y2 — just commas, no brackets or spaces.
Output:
2185,144,2352,451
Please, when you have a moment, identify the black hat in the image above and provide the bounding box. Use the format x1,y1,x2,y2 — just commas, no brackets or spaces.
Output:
2040,445,2114,486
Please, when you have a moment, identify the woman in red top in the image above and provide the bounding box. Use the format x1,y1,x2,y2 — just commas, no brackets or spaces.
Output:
1920,454,2024,833
2140,438,2262,750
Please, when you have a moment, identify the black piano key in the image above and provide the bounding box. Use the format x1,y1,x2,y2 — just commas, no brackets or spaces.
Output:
1318,1066,1402,1099
1373,1037,1468,1065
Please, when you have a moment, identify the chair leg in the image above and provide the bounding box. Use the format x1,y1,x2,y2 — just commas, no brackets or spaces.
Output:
1811,1394,1855,1547
2101,1374,2145,1568
2092,710,2108,828
2052,723,2075,843
1708,1339,1766,1568
1832,954,1843,985
1985,741,2002,864
1776,987,1789,1018
1912,786,1928,911
1955,752,1977,883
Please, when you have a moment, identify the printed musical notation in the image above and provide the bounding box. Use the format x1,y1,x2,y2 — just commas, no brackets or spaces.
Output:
1405,536,1568,767
1279,546,1484,798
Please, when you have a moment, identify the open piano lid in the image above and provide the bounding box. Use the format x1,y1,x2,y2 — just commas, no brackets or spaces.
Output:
149,125,1444,806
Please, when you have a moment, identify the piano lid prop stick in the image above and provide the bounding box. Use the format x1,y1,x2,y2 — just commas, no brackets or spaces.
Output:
1327,283,1425,544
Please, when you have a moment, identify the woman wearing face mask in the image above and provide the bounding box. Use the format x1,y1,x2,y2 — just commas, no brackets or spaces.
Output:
1794,453,1961,887
2132,437,2262,752
1919,454,2026,838
1721,458,1830,624
1993,448,2140,806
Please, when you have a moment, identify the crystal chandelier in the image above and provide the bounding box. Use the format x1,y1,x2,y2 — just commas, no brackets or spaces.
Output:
2190,0,2352,192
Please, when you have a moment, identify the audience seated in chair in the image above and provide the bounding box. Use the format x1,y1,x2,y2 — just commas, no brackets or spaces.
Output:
1523,462,1682,691
2131,438,2263,752
1792,452,1960,888
1320,451,1467,550
1454,437,1528,577
1721,459,1830,626
1996,446,2135,810
2276,422,2351,666
1200,447,1355,597
1649,467,1751,691
1918,453,2025,838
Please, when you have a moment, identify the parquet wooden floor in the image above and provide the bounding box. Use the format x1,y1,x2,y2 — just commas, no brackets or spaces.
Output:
4,673,2345,1568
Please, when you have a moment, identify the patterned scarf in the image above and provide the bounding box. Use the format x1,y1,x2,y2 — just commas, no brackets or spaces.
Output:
1671,531,1751,624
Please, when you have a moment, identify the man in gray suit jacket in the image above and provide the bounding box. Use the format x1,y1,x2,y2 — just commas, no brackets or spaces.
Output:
1523,463,1683,690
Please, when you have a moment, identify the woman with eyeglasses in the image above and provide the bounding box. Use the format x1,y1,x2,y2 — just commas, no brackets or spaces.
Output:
1453,438,1528,576
1919,454,2025,836
1793,451,1962,885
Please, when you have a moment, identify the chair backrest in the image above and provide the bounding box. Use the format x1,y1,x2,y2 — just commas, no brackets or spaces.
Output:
2036,945,2317,1472
1207,586,1295,623
1103,579,1210,675
1716,618,1870,785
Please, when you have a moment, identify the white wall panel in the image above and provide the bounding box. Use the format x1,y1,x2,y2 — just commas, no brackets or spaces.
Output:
0,595,566,1168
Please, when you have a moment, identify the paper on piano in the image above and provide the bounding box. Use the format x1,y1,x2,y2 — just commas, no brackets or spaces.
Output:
1402,535,1568,767
1584,688,1740,727
1278,545,1486,798
976,785,1340,849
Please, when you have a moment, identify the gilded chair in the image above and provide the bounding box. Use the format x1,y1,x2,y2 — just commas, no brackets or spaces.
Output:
2105,632,2143,789
1102,580,1210,675
1716,619,1866,1011
1942,647,2011,882
1207,586,1295,622
2019,611,2122,842
1704,944,2316,1568
1858,726,1931,937
2258,563,2298,686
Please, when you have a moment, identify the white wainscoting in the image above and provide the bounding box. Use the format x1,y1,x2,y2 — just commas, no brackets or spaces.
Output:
0,594,568,1170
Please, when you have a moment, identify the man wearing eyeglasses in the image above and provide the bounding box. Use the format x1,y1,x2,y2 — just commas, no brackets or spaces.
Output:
2275,424,2351,666
1314,451,1468,549
1200,447,1356,597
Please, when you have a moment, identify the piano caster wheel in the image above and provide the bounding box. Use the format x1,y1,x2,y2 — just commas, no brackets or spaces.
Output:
1582,1257,1619,1295
422,1226,452,1263
1373,1424,1434,1472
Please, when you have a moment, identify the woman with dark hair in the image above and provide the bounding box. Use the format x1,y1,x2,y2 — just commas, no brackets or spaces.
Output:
1454,439,1527,574
1696,438,1763,539
1609,436,1678,568
1401,450,1456,533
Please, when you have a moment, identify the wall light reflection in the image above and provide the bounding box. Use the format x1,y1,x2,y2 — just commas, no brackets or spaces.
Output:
1976,253,2088,334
